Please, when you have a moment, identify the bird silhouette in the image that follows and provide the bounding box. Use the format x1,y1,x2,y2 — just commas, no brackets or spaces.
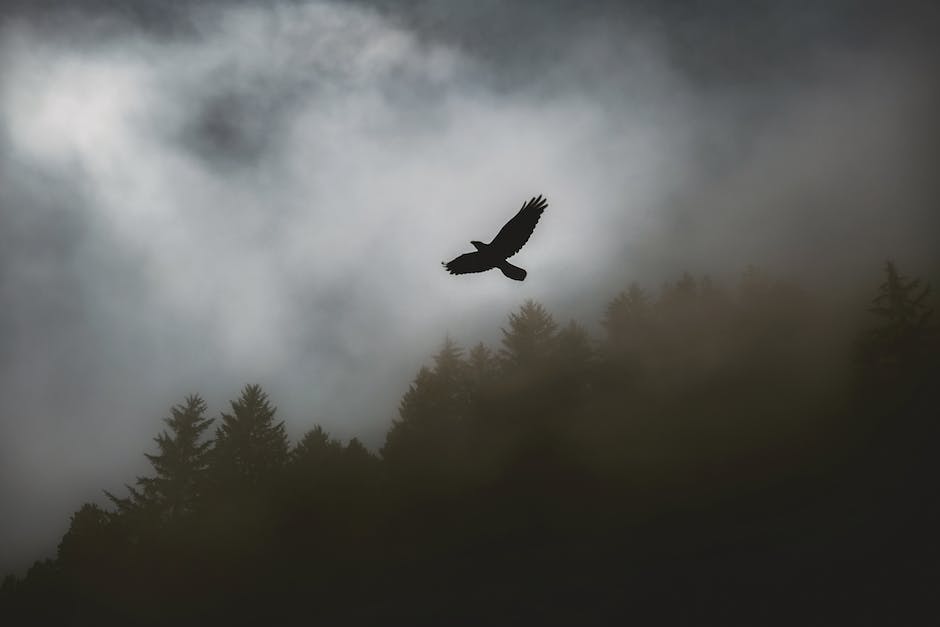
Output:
443,195,548,281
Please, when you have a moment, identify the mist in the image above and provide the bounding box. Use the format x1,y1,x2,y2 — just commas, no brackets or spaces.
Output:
1,0,937,574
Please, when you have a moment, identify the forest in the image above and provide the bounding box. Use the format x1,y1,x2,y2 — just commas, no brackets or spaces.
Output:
1,261,937,625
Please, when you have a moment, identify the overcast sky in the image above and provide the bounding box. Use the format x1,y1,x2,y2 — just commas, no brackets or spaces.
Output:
1,0,937,571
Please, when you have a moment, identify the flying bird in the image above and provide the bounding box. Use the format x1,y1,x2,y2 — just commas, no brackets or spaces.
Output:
443,195,548,281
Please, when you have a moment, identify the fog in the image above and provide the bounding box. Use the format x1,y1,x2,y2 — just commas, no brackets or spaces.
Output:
1,0,937,571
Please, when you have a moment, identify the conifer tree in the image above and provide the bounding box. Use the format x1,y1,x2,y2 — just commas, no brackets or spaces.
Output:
602,283,651,350
382,366,435,465
381,340,469,478
143,395,213,517
212,384,289,489
289,424,347,493
292,425,343,468
106,395,213,521
467,342,497,384
556,320,594,376
431,336,467,404
57,504,114,567
342,437,380,485
548,319,595,413
466,342,499,413
499,300,557,370
866,260,934,365
343,437,374,463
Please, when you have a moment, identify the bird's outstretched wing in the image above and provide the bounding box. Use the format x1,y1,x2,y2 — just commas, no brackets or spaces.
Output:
443,252,493,275
488,195,548,258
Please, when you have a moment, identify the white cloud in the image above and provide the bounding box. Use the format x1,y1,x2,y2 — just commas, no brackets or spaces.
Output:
1,1,679,371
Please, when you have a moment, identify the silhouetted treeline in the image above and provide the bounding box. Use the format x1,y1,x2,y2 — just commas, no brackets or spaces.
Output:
2,262,937,625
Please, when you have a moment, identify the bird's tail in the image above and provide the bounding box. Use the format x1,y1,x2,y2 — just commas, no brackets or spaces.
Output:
498,261,527,281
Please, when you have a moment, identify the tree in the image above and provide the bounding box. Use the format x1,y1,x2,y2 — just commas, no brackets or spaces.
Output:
428,336,468,408
499,300,557,371
465,342,498,411
602,283,651,352
212,384,289,489
291,425,343,471
57,504,115,567
343,437,376,465
556,319,594,380
865,260,934,368
105,395,213,523
142,395,213,516
381,339,471,483
340,438,380,488
286,426,377,529
467,343,497,385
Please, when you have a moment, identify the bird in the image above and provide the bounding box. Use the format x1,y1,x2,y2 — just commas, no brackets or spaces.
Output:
442,195,548,281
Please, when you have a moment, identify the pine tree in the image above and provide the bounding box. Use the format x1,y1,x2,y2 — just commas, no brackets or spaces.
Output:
342,437,380,485
287,425,348,515
57,503,114,567
381,340,470,481
292,425,343,468
602,283,651,351
556,320,594,376
382,366,434,465
212,384,289,489
466,342,499,411
499,300,557,370
431,336,467,405
467,343,497,383
548,319,595,413
854,261,937,390
105,395,213,521
867,261,934,363
289,424,345,489
143,395,213,518
343,437,374,463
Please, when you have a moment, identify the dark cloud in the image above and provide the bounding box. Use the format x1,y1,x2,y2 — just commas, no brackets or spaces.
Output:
1,0,937,572
182,88,281,166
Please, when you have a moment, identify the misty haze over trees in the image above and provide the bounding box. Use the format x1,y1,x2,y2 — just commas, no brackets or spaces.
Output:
2,262,937,625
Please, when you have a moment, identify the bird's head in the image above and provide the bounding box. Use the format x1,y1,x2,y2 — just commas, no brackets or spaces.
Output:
470,240,487,251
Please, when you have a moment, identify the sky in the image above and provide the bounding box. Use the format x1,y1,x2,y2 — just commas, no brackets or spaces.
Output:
1,0,938,571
